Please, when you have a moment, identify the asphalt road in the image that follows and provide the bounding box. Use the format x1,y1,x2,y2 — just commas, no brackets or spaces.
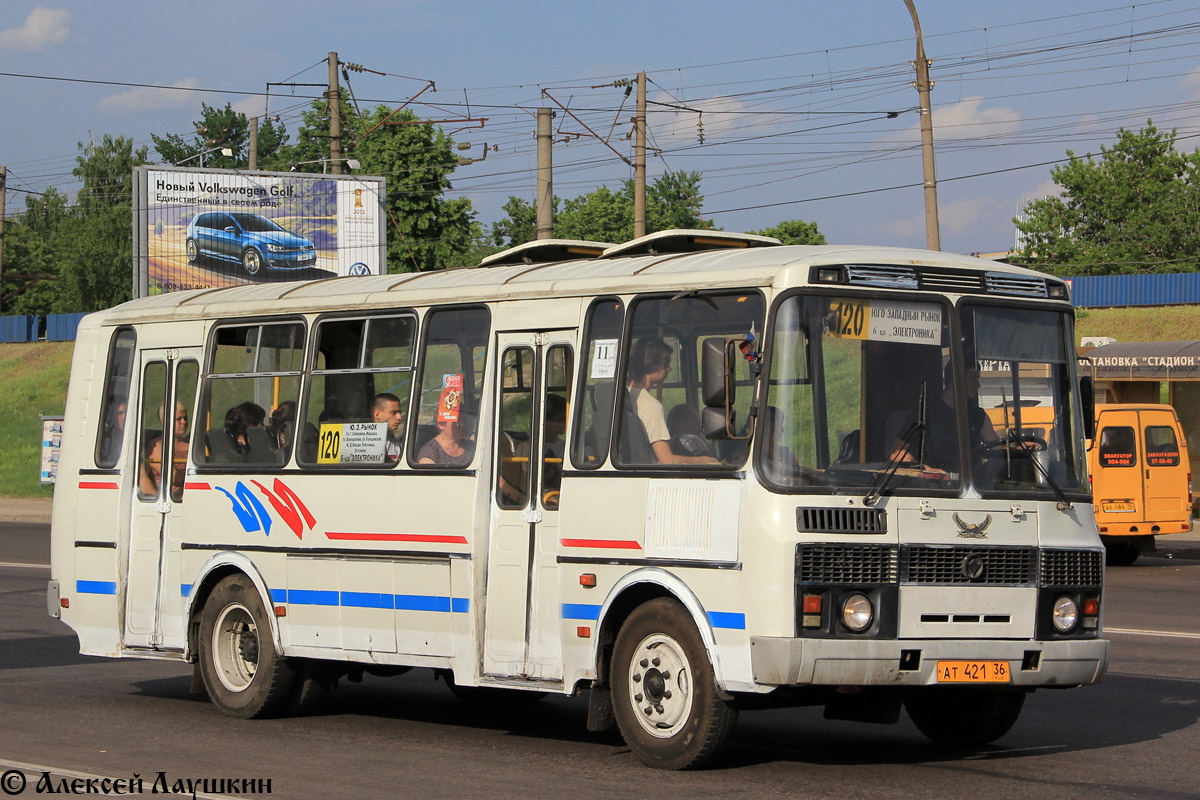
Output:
3,521,1199,799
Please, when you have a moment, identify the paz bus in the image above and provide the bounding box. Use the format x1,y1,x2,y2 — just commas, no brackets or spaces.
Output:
48,230,1108,769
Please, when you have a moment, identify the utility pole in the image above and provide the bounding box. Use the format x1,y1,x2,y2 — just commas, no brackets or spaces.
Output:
536,108,553,240
633,72,647,239
0,166,6,310
249,116,259,171
903,0,941,251
328,51,343,174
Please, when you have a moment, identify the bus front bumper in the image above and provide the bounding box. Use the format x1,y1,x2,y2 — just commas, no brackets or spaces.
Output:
749,636,1109,688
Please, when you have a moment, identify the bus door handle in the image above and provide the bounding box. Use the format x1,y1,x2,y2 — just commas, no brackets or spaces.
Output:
523,508,543,524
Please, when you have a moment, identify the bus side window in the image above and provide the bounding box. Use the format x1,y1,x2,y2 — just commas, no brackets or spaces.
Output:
196,321,304,468
571,298,623,470
95,328,136,468
1145,425,1180,466
410,306,490,468
1097,426,1137,468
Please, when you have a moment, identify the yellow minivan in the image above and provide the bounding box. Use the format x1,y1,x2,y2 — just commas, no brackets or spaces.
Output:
1089,403,1193,565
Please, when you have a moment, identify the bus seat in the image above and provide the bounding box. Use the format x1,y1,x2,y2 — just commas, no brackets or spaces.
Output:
836,429,861,464
617,390,655,465
205,429,244,464
246,427,279,463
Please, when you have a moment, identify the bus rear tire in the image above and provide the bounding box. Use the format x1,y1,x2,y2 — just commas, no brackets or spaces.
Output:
198,575,296,719
904,688,1025,746
611,598,737,770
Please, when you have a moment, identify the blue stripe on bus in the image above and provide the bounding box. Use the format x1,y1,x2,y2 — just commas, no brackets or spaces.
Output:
287,589,340,606
451,597,470,613
395,594,451,612
270,588,288,603
264,588,468,614
707,611,746,630
181,584,192,598
76,580,117,595
562,603,602,621
341,592,395,609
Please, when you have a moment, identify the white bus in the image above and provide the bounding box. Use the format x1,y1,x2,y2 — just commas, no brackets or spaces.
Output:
49,230,1108,769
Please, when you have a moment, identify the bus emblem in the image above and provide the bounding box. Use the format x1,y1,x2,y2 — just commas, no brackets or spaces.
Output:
953,512,992,539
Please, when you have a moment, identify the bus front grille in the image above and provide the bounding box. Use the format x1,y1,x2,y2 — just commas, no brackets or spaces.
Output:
796,544,898,584
796,507,887,534
1040,548,1104,587
901,545,1037,586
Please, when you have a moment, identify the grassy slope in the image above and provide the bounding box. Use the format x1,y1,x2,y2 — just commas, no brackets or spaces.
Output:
0,306,1191,498
0,342,74,498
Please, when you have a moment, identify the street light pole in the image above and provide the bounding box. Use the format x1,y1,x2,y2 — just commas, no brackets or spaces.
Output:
903,0,941,251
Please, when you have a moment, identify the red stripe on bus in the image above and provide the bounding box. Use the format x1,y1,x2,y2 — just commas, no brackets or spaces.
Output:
184,483,211,490
560,538,642,550
78,481,119,490
324,532,469,544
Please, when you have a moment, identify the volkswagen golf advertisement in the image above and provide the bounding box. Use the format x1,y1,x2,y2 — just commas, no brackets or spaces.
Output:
133,166,386,297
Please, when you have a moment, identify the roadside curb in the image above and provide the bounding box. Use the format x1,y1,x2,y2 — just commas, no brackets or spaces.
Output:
0,497,52,524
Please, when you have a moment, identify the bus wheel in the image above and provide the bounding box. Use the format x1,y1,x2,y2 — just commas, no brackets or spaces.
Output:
904,688,1025,746
611,598,737,769
198,575,296,718
1105,541,1139,566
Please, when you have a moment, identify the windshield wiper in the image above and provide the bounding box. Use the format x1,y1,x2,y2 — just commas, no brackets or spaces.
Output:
1006,428,1073,510
865,382,927,506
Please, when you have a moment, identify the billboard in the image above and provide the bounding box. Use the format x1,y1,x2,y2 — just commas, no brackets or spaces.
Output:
132,166,386,298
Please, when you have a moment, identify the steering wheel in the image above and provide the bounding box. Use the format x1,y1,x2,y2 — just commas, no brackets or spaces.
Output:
982,431,1047,453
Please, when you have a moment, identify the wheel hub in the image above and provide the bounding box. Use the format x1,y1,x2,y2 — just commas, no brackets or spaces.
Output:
626,636,694,738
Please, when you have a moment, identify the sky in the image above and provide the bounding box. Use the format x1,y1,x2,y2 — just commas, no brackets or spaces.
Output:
4,0,1200,256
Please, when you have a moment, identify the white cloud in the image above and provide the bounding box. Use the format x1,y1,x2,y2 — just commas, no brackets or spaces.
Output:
654,93,757,146
98,79,200,114
1183,65,1200,101
0,7,70,51
930,96,1022,139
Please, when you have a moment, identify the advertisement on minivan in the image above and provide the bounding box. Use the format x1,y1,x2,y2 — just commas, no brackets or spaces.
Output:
132,166,386,298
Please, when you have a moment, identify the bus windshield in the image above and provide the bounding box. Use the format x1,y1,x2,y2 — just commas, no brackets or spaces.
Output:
761,294,1087,498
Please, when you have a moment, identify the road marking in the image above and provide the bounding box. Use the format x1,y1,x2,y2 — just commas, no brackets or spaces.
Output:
1106,626,1200,640
0,758,247,799
0,561,50,569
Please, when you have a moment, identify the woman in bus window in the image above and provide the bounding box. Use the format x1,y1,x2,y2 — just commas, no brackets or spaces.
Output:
140,401,189,500
628,337,718,465
417,418,473,466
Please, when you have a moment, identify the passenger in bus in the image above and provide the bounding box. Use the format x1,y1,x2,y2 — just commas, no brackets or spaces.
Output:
266,400,296,450
223,402,267,457
140,401,189,500
417,418,473,466
99,394,128,462
890,365,997,470
371,392,404,462
627,336,719,465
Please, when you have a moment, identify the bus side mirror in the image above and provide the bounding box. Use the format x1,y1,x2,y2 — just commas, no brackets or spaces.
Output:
701,337,733,408
1080,376,1095,441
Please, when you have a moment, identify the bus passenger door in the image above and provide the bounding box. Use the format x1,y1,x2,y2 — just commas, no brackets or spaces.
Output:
483,332,574,680
124,348,200,650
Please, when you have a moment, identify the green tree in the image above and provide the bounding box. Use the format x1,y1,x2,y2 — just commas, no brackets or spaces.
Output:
750,219,826,245
60,134,150,310
1015,122,1200,275
151,103,288,169
492,171,712,247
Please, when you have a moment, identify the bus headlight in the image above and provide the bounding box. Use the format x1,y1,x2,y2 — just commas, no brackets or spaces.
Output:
1052,595,1079,633
842,593,874,632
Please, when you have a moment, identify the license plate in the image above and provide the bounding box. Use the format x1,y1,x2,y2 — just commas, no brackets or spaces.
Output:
1102,501,1136,512
936,660,1011,683
299,254,315,264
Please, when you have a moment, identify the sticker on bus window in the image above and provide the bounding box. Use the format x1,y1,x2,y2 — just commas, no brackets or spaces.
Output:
317,422,387,464
437,374,464,423
827,299,942,346
589,339,618,379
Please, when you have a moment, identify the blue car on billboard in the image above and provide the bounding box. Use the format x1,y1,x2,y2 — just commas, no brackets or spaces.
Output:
185,211,317,276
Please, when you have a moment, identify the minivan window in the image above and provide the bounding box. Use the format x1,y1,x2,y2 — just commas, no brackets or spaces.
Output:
1098,426,1137,468
1145,425,1180,466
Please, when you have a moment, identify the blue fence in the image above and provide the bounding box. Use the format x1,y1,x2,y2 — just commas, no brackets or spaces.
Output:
1069,273,1200,308
45,312,87,342
0,315,38,342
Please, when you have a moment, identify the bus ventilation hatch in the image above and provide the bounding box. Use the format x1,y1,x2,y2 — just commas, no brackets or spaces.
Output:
796,507,887,534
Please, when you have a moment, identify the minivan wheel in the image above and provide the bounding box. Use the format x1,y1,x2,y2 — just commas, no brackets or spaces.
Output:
242,248,263,276
185,238,200,264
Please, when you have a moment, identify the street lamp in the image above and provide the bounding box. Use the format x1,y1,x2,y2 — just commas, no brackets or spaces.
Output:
289,158,361,173
903,0,941,251
174,145,233,168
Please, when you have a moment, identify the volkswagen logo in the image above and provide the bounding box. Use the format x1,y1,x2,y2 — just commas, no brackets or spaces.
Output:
348,262,370,276
961,554,986,581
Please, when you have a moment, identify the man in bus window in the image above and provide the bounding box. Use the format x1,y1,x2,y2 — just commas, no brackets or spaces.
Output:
890,363,997,470
141,401,189,500
372,392,404,462
627,337,719,465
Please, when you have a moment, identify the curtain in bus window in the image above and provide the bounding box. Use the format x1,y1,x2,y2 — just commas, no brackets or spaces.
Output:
412,307,489,468
196,322,303,467
618,292,763,467
572,298,623,470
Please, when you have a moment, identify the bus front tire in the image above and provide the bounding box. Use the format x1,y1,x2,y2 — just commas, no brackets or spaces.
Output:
611,598,737,770
904,688,1025,747
198,575,296,719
